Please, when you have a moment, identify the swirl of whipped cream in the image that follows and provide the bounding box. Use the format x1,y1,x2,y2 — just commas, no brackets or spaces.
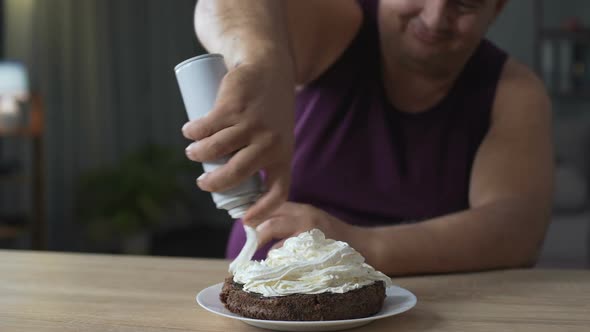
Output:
232,229,392,297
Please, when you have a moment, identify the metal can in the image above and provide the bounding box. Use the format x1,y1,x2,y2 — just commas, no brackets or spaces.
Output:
175,54,263,219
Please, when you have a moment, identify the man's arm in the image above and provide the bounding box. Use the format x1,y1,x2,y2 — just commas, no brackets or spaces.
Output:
195,0,360,84
187,1,361,223
188,0,296,223
195,0,293,70
360,59,553,276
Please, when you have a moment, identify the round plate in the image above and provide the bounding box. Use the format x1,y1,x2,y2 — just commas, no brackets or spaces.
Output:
196,283,417,332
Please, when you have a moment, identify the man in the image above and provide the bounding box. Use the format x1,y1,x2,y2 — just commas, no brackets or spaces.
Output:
182,0,553,276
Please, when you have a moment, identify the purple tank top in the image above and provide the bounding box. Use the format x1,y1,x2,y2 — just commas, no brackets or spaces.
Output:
226,0,507,260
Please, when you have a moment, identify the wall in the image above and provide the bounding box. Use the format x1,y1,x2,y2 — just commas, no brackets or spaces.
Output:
487,0,535,67
3,0,232,251
489,0,590,268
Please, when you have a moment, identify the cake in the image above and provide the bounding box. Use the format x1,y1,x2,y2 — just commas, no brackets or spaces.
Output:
220,229,392,321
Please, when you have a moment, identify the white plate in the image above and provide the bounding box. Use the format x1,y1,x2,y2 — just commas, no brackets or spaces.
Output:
196,283,417,332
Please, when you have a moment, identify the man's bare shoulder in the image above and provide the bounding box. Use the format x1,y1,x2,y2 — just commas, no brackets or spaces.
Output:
493,58,551,122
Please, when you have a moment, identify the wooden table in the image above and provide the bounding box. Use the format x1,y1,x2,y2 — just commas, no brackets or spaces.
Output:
1,250,589,331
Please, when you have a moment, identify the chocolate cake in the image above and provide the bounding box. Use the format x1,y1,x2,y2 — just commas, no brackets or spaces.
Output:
221,229,392,321
220,276,386,321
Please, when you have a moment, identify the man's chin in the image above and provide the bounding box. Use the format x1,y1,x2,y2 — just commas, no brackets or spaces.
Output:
400,49,456,75
402,46,443,64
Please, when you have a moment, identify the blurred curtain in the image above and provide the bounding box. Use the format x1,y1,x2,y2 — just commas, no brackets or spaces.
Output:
28,0,214,249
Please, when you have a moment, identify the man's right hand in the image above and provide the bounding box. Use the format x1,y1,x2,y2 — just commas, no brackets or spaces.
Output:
188,0,358,225
182,58,295,226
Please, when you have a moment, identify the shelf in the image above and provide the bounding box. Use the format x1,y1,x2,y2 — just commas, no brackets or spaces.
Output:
0,214,28,239
0,225,26,239
0,93,45,249
0,104,43,138
0,174,29,183
539,28,590,43
550,89,590,100
0,125,41,138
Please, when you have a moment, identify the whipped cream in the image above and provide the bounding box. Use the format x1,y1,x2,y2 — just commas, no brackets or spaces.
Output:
232,229,392,297
229,225,257,275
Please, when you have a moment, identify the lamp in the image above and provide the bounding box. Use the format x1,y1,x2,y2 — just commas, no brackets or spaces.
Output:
0,61,29,130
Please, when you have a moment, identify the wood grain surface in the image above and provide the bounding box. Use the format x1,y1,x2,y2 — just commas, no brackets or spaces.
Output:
1,250,588,331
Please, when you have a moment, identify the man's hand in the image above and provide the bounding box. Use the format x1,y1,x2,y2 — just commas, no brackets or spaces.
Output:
182,60,295,225
255,202,375,261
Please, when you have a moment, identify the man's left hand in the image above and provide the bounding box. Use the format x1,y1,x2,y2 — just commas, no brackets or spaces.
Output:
255,202,363,251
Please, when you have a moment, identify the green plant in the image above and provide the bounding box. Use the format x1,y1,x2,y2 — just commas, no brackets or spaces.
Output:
76,143,193,242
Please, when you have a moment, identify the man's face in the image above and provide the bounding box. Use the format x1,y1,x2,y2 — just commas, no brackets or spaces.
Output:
381,0,507,73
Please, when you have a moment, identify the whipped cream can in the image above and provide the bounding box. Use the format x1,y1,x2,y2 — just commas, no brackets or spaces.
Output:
174,54,263,219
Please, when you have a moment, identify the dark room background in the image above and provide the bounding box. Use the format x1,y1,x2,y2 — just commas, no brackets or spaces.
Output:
1,0,589,267
1,0,232,257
